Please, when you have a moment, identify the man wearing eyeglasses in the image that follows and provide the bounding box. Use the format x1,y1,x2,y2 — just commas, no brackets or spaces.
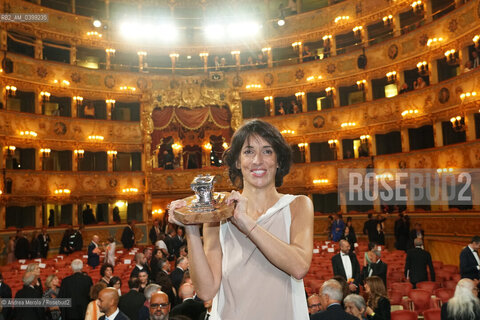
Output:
149,291,170,320
307,294,322,317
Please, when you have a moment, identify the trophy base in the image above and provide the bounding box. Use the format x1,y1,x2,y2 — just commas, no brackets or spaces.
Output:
173,192,234,224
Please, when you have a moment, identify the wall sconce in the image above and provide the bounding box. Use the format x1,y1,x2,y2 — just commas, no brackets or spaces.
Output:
307,75,322,81
203,142,212,151
230,50,240,56
261,47,271,53
328,139,338,149
313,179,329,184
5,146,16,156
119,86,136,92
54,189,71,195
169,53,179,61
73,96,84,107
325,87,334,97
281,129,295,134
107,150,117,159
105,48,116,55
356,80,366,90
74,149,85,159
88,135,104,141
40,91,51,102
106,99,116,107
375,173,393,180
298,142,308,151
20,131,38,137
460,91,477,102
292,42,302,52
334,16,350,23
450,116,465,132
246,84,262,89
427,37,443,47
199,52,209,58
474,35,480,47
86,31,102,38
411,1,424,14
40,148,51,158
322,35,332,44
122,188,138,193
360,135,370,144
417,61,428,75
436,168,453,174
353,26,363,38
401,109,419,117
444,49,457,65
295,92,305,103
341,122,356,128
5,85,17,97
152,209,164,216
386,71,397,83
383,15,393,26
264,96,273,108
222,142,229,149
137,51,147,57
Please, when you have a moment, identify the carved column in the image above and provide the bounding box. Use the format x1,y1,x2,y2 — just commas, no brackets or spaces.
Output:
140,95,153,223
339,191,347,214
0,28,7,51
332,88,340,107
465,111,476,141
301,93,307,113
107,203,114,224
105,0,110,19
425,0,433,23
106,50,112,70
433,121,444,147
298,43,303,63
369,135,376,156
72,153,78,171
71,99,78,117
393,13,402,37
336,141,343,160
72,204,78,226
470,179,480,211
304,144,311,163
429,59,439,85
35,149,41,171
373,197,381,213
400,128,410,152
405,188,415,212
71,0,75,14
265,49,273,68
296,0,302,13
230,90,243,131
70,45,76,66
35,39,43,60
35,205,43,227
364,78,373,102
35,89,42,114
0,206,5,229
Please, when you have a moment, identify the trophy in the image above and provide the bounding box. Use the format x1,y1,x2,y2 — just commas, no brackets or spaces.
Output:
173,174,234,224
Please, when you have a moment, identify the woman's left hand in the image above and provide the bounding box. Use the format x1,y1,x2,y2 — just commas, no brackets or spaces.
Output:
226,190,255,235
366,306,374,316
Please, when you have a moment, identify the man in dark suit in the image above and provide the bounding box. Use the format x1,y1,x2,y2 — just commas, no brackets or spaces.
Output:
149,219,162,245
130,252,148,279
118,278,145,320
332,240,361,293
170,256,189,292
149,291,171,320
0,273,12,320
87,235,101,269
73,226,84,252
14,229,30,259
363,214,378,243
37,227,51,258
409,223,425,248
58,259,93,320
164,228,177,256
171,227,186,257
362,249,388,287
405,238,435,288
460,235,480,280
311,279,357,320
14,272,45,320
171,283,206,319
98,288,129,320
121,221,135,249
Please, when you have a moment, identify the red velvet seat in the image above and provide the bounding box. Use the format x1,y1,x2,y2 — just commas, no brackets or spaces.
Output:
391,282,413,297
391,310,418,320
423,308,441,320
443,280,457,289
434,288,454,304
417,281,440,293
408,289,435,314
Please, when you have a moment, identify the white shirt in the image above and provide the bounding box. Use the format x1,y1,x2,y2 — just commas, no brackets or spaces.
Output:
135,264,144,270
469,245,480,267
155,240,167,250
105,307,119,320
340,252,353,280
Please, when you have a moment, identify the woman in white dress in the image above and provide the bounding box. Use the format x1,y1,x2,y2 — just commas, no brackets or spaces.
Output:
169,119,313,319
104,237,116,266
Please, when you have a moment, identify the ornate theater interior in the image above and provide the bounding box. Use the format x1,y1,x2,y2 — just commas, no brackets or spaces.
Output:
1,0,480,308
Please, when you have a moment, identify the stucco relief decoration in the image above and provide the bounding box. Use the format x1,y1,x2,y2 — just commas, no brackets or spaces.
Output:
313,116,325,128
264,73,274,86
295,69,305,80
388,44,398,60
438,88,450,104
419,34,429,46
232,75,243,88
36,66,48,78
137,78,148,90
104,75,115,89
448,19,458,33
327,63,336,74
71,72,81,83
54,122,67,136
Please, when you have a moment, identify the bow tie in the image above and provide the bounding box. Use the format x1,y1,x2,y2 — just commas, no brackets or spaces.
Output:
341,253,349,257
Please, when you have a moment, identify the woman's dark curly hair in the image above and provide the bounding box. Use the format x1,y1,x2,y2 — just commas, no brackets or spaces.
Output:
100,263,114,277
223,119,292,189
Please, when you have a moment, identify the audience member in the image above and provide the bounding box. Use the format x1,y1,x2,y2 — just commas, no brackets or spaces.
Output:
441,278,480,320
85,282,107,320
311,279,357,320
87,235,101,269
405,238,435,288
155,258,176,308
332,240,361,294
83,205,96,225
97,287,129,320
14,229,30,259
25,263,43,296
37,227,51,258
398,83,408,94
6,235,15,263
84,102,95,119
48,208,55,227
14,272,45,320
121,221,136,249
149,219,163,245
138,270,151,294
0,272,12,320
409,223,424,248
131,252,149,279
29,230,41,258
394,213,409,251
138,284,161,320
44,274,61,320
464,60,474,72
364,276,391,320
170,257,189,292
198,299,213,320
344,294,367,320
105,237,116,266
460,235,480,280
171,228,186,257
150,248,165,277
332,275,350,304
414,77,426,90
362,249,387,287
113,206,121,223
331,213,345,242
363,214,378,243
118,278,146,320
73,226,84,252
472,50,480,68
100,264,114,286
108,276,122,296
59,259,93,320
59,227,74,254
148,291,170,320
342,226,357,253
307,293,322,315
170,283,205,319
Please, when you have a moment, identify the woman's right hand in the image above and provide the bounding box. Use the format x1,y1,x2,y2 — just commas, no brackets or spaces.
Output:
167,199,188,227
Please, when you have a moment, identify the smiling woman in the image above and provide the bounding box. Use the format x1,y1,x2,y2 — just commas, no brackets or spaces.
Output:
168,119,314,320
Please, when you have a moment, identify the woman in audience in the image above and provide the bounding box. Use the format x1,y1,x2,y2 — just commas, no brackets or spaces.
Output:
85,282,107,320
364,276,391,320
99,263,114,286
26,263,43,295
332,275,350,304
150,248,165,277
44,274,61,320
342,226,357,253
104,237,116,266
344,294,367,320
168,119,313,319
108,276,122,296
7,236,16,263
441,278,480,320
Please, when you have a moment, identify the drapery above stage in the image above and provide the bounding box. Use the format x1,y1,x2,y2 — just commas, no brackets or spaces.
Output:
152,105,230,130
